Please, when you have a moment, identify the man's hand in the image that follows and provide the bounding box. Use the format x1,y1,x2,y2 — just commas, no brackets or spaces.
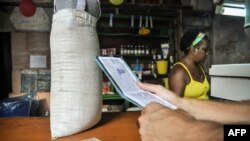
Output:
138,102,196,141
137,82,182,107
138,102,223,141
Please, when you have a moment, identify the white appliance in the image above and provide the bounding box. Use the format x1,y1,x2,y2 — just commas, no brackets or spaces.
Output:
209,63,250,101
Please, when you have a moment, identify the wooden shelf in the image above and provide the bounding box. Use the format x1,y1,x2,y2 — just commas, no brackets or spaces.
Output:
98,33,169,39
100,13,176,21
103,94,123,100
98,2,176,107
121,55,153,58
182,9,214,17
103,55,153,58
101,2,192,17
141,74,168,80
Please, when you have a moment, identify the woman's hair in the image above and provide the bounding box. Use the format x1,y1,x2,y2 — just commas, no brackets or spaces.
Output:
180,29,208,54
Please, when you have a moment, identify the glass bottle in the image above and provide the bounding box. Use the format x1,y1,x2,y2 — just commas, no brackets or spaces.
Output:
120,44,124,55
146,45,150,55
141,45,145,55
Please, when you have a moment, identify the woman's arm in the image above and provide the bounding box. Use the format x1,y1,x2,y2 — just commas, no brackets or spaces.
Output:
168,65,187,97
138,82,250,124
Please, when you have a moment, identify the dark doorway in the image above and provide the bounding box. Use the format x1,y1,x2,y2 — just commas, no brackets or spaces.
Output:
0,32,12,100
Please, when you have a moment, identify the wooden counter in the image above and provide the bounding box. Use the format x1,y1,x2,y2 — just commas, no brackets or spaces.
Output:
0,112,141,141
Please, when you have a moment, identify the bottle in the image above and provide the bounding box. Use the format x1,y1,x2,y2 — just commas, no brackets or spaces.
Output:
138,45,141,55
153,54,157,62
138,65,143,80
127,45,131,55
123,45,127,55
157,54,162,60
130,45,134,55
151,55,157,78
146,45,149,55
120,44,124,55
169,55,174,69
141,45,145,55
134,45,138,55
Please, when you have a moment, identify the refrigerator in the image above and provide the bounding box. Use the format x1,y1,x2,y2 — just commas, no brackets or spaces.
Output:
209,63,250,101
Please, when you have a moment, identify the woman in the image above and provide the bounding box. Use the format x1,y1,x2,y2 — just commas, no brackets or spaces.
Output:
168,29,210,99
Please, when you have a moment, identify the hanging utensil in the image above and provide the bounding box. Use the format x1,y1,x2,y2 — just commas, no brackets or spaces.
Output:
109,13,113,28
138,16,150,36
115,8,119,15
150,16,153,29
139,15,142,28
131,15,134,28
109,0,124,6
145,16,148,28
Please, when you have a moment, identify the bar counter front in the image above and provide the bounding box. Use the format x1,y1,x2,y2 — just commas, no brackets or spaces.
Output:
0,112,141,141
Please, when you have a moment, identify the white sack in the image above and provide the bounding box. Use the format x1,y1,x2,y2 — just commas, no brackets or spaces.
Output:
50,9,102,138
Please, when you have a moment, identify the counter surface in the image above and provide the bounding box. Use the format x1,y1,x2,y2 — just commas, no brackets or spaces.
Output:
0,112,141,141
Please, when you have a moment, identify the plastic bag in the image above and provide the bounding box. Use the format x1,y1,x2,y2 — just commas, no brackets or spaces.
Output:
0,92,38,117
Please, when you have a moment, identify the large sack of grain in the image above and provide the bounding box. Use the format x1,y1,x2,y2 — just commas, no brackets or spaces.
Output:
50,0,102,138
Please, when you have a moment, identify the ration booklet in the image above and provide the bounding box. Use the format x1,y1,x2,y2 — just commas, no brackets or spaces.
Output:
95,56,177,109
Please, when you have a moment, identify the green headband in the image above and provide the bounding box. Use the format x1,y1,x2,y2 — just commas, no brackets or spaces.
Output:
191,33,205,47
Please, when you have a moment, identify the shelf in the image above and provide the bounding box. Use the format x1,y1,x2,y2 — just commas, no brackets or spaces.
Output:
122,55,153,58
98,33,169,39
103,94,123,100
100,3,192,17
100,13,176,21
182,9,214,17
103,55,153,59
141,74,168,81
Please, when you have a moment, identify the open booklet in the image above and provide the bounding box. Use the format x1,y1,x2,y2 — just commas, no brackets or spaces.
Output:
96,56,177,109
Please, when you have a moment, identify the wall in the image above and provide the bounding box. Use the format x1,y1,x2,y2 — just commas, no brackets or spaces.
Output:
1,1,250,94
11,32,50,94
212,15,250,64
0,7,52,32
182,14,250,73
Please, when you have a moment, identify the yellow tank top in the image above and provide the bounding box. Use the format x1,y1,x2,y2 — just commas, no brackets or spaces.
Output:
175,62,210,100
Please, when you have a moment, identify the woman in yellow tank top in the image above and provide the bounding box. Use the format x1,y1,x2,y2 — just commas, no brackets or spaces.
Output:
168,29,210,99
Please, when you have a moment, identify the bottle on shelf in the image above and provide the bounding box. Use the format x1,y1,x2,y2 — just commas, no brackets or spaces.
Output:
134,45,138,55
156,51,168,75
123,45,127,55
157,53,162,60
133,58,143,80
130,45,134,55
138,45,141,55
120,44,124,55
146,45,150,55
151,55,157,78
169,55,174,70
141,45,145,55
161,43,169,60
127,45,131,55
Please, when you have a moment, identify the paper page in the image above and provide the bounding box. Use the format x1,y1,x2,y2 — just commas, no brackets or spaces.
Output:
126,91,177,109
30,55,47,68
98,57,140,93
98,56,177,109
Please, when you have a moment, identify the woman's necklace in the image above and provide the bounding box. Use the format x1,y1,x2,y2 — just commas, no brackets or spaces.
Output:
194,65,204,81
189,64,204,81
182,57,204,81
